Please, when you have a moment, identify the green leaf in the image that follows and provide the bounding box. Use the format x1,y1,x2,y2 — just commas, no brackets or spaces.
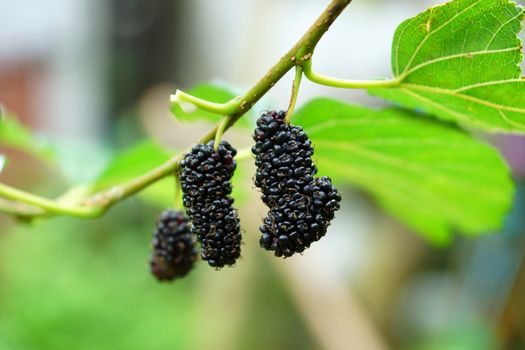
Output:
170,82,254,128
295,98,514,244
0,111,54,160
371,0,525,133
94,141,171,191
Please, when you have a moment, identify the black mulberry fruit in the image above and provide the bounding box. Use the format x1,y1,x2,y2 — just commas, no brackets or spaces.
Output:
150,210,197,281
252,110,341,257
180,141,242,268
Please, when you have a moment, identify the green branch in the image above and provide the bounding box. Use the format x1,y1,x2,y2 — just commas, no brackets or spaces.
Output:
0,0,353,219
0,198,45,218
0,183,103,218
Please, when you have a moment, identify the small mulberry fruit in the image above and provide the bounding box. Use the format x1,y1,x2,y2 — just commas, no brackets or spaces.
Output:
252,110,341,257
150,210,197,281
180,141,242,268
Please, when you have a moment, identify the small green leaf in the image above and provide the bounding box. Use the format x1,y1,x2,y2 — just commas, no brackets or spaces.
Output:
0,111,54,160
371,0,525,133
94,141,171,191
170,82,254,128
295,98,514,244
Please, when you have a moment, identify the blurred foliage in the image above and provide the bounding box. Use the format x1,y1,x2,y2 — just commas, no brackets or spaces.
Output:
0,205,196,350
233,252,319,350
409,322,498,350
0,202,315,350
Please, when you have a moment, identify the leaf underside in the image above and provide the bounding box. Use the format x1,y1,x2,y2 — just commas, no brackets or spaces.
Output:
295,98,513,244
371,0,525,133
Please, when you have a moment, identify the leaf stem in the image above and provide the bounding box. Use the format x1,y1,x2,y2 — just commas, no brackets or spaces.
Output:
303,59,400,89
171,90,239,115
286,65,304,123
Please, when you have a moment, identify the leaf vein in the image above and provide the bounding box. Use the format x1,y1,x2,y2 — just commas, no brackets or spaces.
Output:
484,9,524,50
400,0,483,76
402,83,525,115
401,46,521,79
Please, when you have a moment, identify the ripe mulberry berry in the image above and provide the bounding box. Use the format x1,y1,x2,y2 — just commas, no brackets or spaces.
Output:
252,110,341,257
150,210,197,281
180,141,242,268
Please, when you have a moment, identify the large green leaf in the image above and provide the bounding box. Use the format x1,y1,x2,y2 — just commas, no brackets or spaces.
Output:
170,82,254,128
371,0,525,133
295,98,514,244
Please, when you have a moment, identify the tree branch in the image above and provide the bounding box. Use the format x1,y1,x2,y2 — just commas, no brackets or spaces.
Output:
0,0,353,219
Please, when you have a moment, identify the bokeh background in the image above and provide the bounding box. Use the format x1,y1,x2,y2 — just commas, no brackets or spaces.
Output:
1,0,525,349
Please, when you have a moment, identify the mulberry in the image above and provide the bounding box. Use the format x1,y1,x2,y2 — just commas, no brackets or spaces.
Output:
252,110,341,257
180,141,242,268
150,210,197,281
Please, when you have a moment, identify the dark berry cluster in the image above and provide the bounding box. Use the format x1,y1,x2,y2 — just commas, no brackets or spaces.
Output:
150,210,197,281
180,141,242,268
252,110,341,257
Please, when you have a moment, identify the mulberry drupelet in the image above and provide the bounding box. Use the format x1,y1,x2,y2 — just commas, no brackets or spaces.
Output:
150,210,198,281
180,141,242,268
252,110,341,257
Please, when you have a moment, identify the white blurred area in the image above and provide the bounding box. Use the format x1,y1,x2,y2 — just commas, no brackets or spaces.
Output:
0,0,109,138
180,0,443,107
2,1,524,349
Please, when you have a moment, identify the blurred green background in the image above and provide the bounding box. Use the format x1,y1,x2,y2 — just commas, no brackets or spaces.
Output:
1,1,525,349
